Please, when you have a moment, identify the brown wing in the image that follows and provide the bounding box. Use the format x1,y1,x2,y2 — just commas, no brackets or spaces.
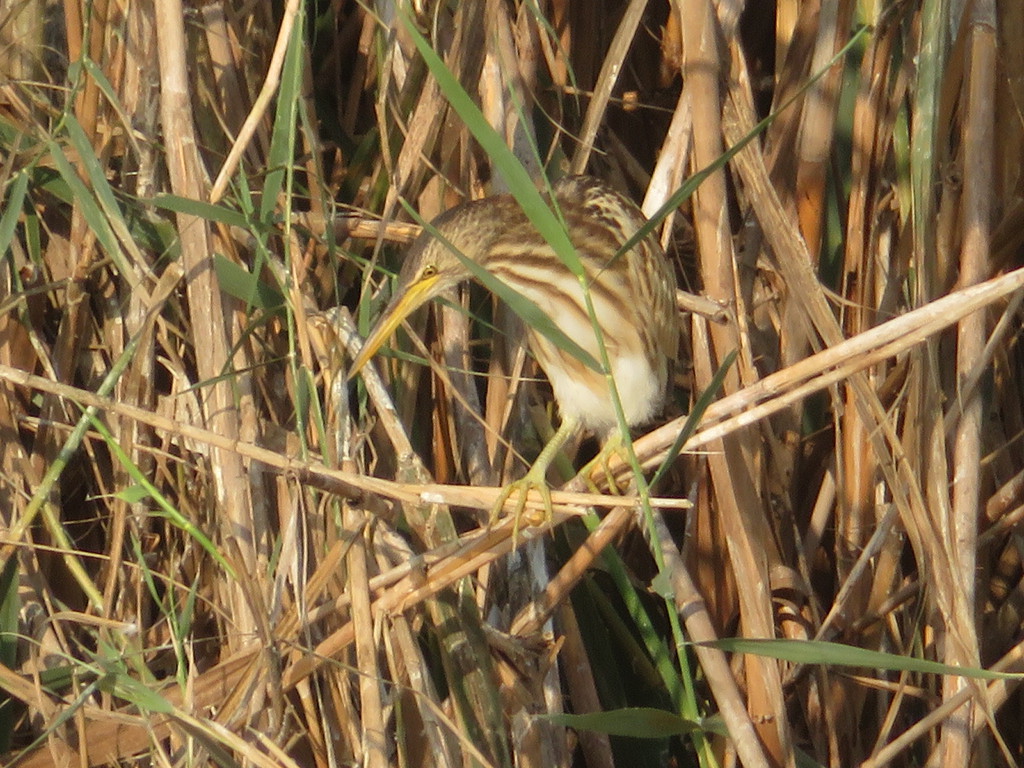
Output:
553,176,681,365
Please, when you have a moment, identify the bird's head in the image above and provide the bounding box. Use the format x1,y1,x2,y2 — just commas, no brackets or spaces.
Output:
348,209,483,378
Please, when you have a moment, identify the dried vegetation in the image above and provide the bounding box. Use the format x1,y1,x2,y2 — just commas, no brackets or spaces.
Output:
1,0,1024,767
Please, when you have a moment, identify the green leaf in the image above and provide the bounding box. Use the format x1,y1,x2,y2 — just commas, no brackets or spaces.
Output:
150,194,250,229
213,254,286,311
84,413,237,580
113,485,150,504
401,14,576,268
651,349,737,487
63,115,144,267
540,707,724,738
0,170,28,259
103,671,174,714
0,558,19,751
46,135,123,271
261,5,305,222
32,166,73,204
707,638,1024,680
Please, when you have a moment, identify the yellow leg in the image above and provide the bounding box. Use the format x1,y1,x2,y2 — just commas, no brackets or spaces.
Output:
492,416,580,540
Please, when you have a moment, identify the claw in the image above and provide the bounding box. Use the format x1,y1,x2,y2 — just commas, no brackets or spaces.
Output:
579,432,629,495
491,416,580,545
491,466,553,543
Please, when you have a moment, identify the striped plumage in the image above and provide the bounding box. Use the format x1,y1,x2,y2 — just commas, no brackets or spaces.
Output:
350,175,680,444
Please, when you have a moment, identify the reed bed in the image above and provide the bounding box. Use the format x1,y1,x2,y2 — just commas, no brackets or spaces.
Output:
1,1,1022,767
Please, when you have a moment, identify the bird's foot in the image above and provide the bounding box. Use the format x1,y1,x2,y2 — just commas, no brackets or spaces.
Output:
490,416,580,545
580,433,631,495
490,463,554,545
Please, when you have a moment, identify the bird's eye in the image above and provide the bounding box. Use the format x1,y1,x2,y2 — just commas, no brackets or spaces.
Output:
421,265,438,278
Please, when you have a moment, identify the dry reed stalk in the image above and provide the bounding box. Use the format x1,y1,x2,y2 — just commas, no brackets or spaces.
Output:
936,0,997,764
156,0,263,651
681,0,793,759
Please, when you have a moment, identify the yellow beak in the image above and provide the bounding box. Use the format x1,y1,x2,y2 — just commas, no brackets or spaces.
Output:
348,274,441,379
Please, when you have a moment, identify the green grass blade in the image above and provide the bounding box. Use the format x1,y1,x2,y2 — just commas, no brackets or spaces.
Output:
46,136,124,273
0,170,29,258
541,707,726,738
89,414,237,579
150,194,251,229
707,638,1024,680
651,350,737,487
260,7,305,222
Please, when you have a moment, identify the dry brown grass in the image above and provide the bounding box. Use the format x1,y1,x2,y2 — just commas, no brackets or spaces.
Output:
1,1,1023,767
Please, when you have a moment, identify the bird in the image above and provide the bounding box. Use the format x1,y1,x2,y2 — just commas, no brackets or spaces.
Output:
349,175,681,523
